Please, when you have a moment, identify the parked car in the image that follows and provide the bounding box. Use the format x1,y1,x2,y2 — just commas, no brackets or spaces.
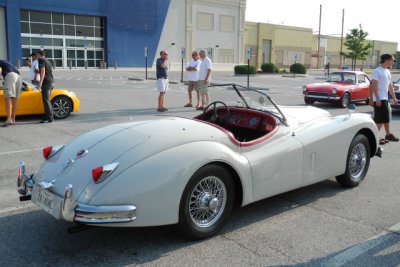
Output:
389,79,400,108
303,71,371,108
18,84,381,239
0,81,79,119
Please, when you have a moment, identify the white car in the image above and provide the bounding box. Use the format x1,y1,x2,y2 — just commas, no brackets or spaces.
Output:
18,84,382,239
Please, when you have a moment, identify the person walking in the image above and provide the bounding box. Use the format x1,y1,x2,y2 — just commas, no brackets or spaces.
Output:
184,51,201,108
156,50,169,112
0,60,22,127
197,49,212,110
28,52,40,85
369,53,398,144
37,50,54,123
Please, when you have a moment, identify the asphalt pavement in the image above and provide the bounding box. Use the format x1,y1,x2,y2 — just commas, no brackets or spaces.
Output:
1,68,400,266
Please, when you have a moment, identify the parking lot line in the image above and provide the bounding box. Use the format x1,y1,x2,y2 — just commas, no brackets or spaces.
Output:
0,148,41,156
322,223,400,267
0,204,35,216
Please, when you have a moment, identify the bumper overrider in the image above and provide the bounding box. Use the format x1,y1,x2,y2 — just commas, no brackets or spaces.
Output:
17,161,136,224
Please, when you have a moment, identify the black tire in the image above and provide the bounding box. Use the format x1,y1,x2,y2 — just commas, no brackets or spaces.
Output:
339,92,350,108
52,96,72,119
336,134,370,187
177,164,235,240
304,98,315,105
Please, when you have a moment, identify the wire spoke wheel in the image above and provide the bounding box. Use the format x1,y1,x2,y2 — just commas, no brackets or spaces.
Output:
349,143,367,181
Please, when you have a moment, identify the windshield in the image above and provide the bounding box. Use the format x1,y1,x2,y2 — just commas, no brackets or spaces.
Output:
23,81,38,90
327,72,356,84
209,84,287,124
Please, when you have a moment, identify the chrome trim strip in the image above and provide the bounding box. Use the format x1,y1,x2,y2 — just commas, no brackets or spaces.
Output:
74,204,137,224
305,94,340,100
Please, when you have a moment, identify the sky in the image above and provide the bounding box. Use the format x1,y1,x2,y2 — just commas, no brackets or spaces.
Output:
245,0,400,51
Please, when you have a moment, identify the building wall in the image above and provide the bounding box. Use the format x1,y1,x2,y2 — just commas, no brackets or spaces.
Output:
0,0,170,67
156,0,245,70
244,22,313,69
0,7,7,59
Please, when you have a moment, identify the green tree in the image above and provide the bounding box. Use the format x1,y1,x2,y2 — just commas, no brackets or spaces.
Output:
342,27,372,70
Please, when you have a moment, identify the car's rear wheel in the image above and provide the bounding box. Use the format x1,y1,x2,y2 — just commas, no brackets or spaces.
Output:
304,98,315,105
178,164,234,240
52,96,72,119
339,92,350,108
336,134,370,187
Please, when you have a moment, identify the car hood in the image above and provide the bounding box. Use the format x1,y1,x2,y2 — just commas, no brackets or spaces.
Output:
307,82,347,91
33,117,231,200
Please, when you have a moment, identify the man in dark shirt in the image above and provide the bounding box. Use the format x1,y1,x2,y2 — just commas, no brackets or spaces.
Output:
37,51,54,123
0,60,22,126
156,51,169,112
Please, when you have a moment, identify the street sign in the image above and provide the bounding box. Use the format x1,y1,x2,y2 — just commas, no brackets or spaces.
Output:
246,47,251,61
181,47,185,59
144,47,148,57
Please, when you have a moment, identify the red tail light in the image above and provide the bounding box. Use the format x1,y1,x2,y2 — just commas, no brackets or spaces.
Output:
91,162,119,183
43,146,53,159
92,166,103,182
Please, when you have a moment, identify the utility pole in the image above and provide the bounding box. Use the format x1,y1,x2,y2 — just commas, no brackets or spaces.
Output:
317,4,322,69
340,9,345,69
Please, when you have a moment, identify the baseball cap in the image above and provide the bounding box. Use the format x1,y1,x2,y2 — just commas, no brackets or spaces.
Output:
380,54,396,64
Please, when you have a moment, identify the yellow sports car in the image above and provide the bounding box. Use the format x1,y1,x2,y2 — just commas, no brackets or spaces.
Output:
0,81,79,119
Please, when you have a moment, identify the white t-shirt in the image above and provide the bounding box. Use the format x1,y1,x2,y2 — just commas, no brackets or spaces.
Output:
28,60,40,82
371,66,391,101
186,59,201,81
199,56,212,81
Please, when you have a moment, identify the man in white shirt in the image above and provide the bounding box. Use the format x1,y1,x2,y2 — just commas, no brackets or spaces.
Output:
28,52,40,85
184,51,201,108
369,53,398,143
197,49,212,110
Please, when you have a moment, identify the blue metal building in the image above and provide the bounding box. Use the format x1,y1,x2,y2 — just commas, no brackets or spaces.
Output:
0,0,170,67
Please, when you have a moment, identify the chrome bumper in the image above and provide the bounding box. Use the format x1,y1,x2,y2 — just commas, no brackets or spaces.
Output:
17,161,136,224
304,93,340,101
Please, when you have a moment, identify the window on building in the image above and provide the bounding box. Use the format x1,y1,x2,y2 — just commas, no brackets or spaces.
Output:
198,12,214,31
220,15,234,32
219,49,234,63
30,11,51,23
20,10,29,22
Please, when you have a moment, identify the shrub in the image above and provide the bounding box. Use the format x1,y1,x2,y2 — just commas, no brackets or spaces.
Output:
234,65,256,75
290,63,307,74
261,63,277,73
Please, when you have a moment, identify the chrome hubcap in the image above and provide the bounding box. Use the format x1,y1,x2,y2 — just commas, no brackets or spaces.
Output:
189,176,226,228
53,98,71,118
349,143,367,180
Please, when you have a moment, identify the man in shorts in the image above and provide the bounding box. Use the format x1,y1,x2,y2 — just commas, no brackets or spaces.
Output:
184,51,201,108
369,54,398,144
0,60,22,127
156,50,169,112
197,49,212,110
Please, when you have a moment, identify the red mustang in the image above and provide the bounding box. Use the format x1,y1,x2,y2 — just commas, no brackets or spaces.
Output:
303,71,371,108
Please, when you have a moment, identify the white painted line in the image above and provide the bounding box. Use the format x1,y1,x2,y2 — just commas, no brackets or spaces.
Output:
321,222,400,267
0,203,35,216
0,148,41,156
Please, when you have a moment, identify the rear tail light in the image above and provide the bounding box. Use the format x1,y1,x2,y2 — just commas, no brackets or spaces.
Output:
92,162,119,183
43,144,65,160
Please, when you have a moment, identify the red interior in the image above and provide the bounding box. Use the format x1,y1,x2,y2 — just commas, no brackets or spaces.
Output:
194,107,278,147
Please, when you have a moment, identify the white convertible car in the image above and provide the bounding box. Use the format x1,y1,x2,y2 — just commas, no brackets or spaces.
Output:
18,84,382,239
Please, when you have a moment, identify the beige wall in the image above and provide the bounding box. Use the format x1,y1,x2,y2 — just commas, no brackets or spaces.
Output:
0,8,7,59
244,22,313,69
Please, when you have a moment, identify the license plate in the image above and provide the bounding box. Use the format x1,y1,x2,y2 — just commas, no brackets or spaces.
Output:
36,188,55,214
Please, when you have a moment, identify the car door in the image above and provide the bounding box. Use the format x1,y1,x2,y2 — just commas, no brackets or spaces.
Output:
16,84,43,115
242,128,304,202
356,74,371,100
0,85,5,116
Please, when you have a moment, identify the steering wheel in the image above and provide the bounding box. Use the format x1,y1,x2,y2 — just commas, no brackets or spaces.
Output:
202,101,230,125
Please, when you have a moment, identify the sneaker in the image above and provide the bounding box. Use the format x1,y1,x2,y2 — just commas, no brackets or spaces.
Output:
40,120,53,124
157,108,165,112
196,106,204,111
162,107,168,111
385,133,399,142
184,103,193,107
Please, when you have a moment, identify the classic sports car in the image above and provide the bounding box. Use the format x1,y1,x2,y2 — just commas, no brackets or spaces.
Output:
391,79,400,108
303,71,371,108
18,84,382,239
0,81,79,119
